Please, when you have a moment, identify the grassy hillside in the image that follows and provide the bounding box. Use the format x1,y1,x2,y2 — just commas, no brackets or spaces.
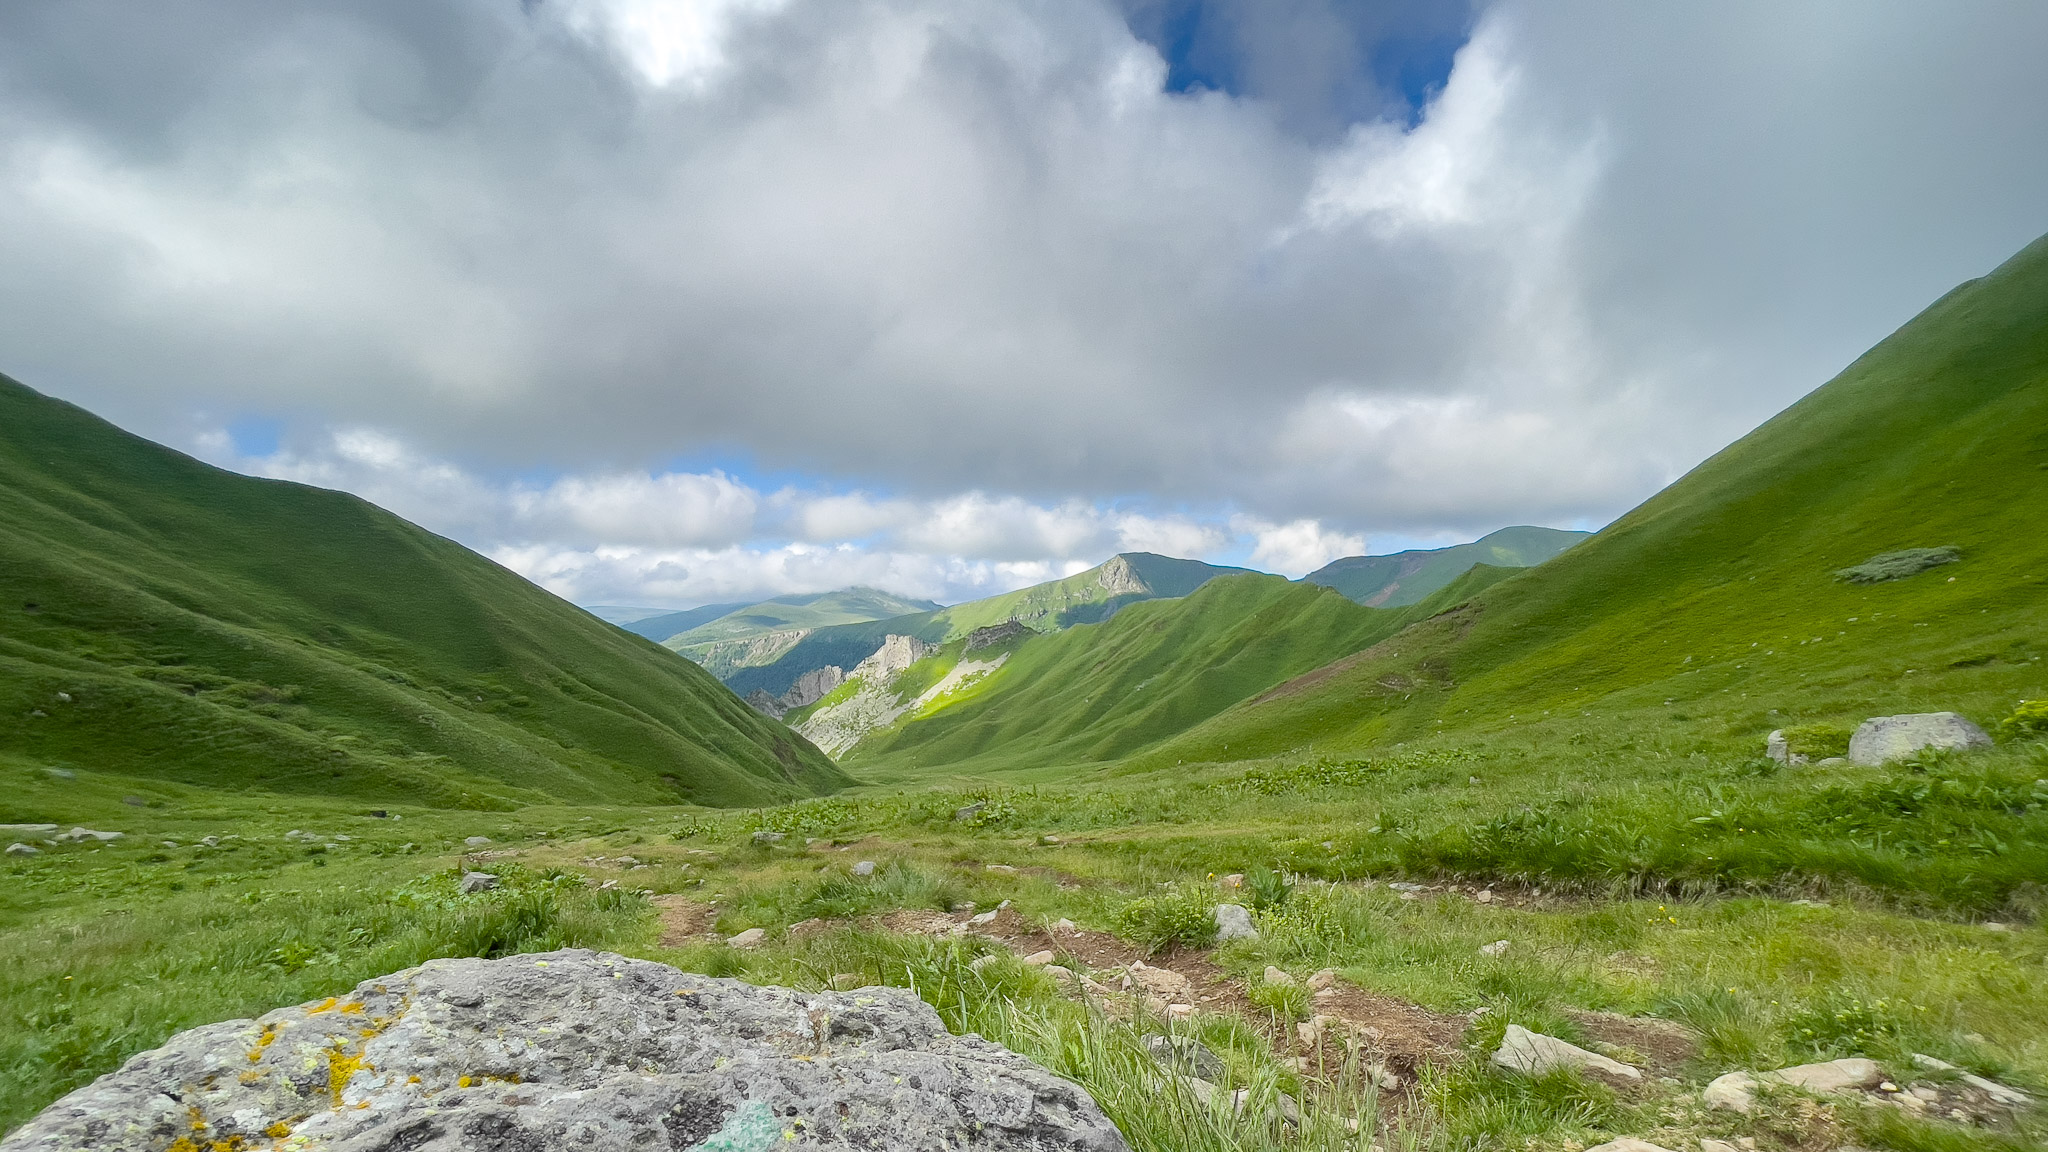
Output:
658,587,942,650
833,574,1414,781
0,376,846,809
1303,526,1590,607
608,600,751,640
1151,234,2048,768
722,553,1253,699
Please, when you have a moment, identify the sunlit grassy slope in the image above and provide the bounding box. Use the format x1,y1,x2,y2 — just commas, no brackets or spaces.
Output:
0,376,846,808
723,553,1253,699
842,573,1500,782
1303,526,1590,607
1145,234,2048,767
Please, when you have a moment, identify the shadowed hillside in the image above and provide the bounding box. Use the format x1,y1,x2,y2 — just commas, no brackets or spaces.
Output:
0,376,846,808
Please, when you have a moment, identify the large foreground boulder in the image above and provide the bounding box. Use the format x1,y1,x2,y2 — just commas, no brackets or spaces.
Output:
2,949,1128,1152
1848,712,1991,765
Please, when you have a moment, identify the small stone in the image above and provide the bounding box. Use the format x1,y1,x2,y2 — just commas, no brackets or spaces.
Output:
852,860,876,876
1022,951,1055,966
55,692,72,703
726,928,766,948
463,836,492,848
1399,891,1418,901
1983,921,2010,932
1212,904,1257,941
200,837,218,847
1760,1057,1882,1094
1479,940,1510,957
458,871,499,893
1219,873,1245,890
5,843,38,856
1038,834,1061,845
1475,889,1494,903
1306,969,1340,992
952,802,985,823
1164,1004,1195,1021
750,830,785,845
1703,1071,1758,1113
1583,1141,1676,1152
1699,1140,1740,1152
122,796,146,807
1490,1024,1641,1082
1052,918,1077,935
969,909,1001,926
1910,1053,2033,1107
1262,966,1295,986
950,902,977,914
985,863,1018,875
161,841,178,849
1879,1081,1899,1092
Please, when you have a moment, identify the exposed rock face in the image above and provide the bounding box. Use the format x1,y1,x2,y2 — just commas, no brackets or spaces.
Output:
744,666,848,719
965,619,1033,651
796,637,1006,758
1848,712,1991,765
1094,555,1151,598
858,634,931,682
686,627,813,680
3,949,1128,1152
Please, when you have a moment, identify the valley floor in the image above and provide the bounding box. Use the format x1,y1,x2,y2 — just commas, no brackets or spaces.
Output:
2,734,2044,1151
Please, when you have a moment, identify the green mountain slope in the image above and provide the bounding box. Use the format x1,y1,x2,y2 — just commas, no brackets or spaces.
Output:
1149,233,2048,766
1302,525,1589,607
720,553,1253,699
0,376,846,808
608,601,752,640
810,573,1431,781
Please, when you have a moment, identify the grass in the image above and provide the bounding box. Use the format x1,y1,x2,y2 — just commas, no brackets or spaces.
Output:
0,374,844,808
1303,526,1589,607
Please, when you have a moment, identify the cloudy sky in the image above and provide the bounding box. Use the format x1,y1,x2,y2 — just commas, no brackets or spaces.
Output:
3,1,2045,607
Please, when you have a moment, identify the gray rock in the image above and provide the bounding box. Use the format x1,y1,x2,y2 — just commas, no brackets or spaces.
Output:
953,802,986,823
0,824,56,835
5,843,38,856
1761,1057,1882,1094
726,928,766,948
1490,1024,1641,1082
852,860,877,877
1213,904,1258,941
463,835,492,848
1479,940,1510,957
751,830,786,845
1848,713,1991,765
457,871,499,893
1702,1070,1757,1113
1,949,1128,1151
1766,729,1789,764
1145,1034,1224,1082
1912,1053,2033,1107
53,828,121,843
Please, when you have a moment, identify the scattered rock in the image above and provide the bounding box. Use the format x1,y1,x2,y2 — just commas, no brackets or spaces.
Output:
54,828,122,843
121,796,146,807
750,830,786,845
726,927,766,948
6,949,1129,1151
1490,1024,1642,1082
0,824,57,835
1213,904,1257,941
985,863,1018,875
1912,1053,2033,1107
42,768,74,780
1306,969,1341,992
5,843,38,856
1766,729,1792,765
1703,1071,1758,1113
1386,882,1425,892
1848,713,1991,765
1120,961,1194,1010
1219,873,1245,890
1475,889,1494,904
1146,1034,1224,1081
1762,1057,1883,1094
458,871,499,893
1583,1141,1676,1152
1479,940,1510,957
1022,951,1056,966
953,802,986,823
1052,918,1078,935
951,902,978,913
852,860,877,877
1263,966,1295,986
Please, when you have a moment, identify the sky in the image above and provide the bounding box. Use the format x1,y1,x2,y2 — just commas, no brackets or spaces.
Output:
2,1,2045,608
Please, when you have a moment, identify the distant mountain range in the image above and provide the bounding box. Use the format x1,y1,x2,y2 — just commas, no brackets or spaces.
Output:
1303,526,1589,606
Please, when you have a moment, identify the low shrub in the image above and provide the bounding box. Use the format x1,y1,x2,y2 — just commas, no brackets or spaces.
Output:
1998,699,2048,740
1833,546,1960,584
1115,886,1219,954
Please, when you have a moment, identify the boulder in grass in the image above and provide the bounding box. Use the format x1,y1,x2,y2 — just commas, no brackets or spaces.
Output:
1,949,1129,1152
1848,713,1990,765
1213,904,1258,941
1490,1024,1642,1083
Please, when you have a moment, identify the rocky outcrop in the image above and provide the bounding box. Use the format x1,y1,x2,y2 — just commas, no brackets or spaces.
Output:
1490,1024,1641,1083
966,619,1033,651
1848,712,1992,765
797,637,1005,757
1094,555,1151,598
744,665,847,719
3,949,1128,1152
683,628,812,680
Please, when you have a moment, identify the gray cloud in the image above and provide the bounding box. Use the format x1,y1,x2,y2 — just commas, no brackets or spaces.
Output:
1,0,2044,601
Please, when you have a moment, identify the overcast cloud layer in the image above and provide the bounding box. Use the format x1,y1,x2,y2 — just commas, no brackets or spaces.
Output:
3,1,2045,606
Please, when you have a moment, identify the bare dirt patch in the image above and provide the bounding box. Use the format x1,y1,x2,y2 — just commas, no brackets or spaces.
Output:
652,894,716,947
1568,1009,1698,1074
1301,984,1469,1078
